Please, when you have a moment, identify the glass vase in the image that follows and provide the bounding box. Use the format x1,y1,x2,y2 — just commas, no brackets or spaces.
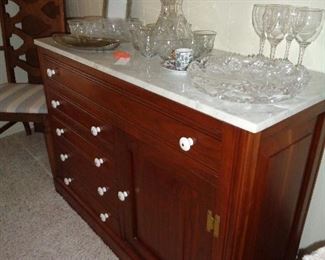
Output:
152,0,192,42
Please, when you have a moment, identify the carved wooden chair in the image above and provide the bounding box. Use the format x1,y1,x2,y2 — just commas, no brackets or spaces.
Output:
0,0,65,135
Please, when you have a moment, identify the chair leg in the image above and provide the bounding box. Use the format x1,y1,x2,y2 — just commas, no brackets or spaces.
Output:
23,122,32,135
34,122,45,133
0,121,17,134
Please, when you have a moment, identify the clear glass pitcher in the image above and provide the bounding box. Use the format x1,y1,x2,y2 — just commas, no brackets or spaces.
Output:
152,0,192,41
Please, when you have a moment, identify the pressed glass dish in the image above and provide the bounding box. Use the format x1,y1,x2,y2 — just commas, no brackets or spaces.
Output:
187,54,310,104
52,34,120,51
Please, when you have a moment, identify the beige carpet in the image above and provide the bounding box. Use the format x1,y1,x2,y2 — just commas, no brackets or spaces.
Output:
0,132,118,260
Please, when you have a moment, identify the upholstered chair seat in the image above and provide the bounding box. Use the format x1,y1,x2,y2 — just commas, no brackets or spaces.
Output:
0,83,47,114
0,0,65,135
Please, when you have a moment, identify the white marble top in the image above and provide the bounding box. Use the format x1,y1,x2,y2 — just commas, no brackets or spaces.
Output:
35,37,325,133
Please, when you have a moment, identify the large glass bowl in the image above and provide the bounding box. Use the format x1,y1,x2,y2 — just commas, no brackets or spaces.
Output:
67,17,105,39
188,54,310,104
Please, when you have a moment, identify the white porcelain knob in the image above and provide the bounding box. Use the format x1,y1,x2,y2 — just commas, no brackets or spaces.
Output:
56,128,65,136
51,100,60,109
94,158,104,168
46,68,56,78
91,126,101,136
118,191,129,202
64,178,72,186
100,213,110,222
179,137,194,152
60,153,68,162
97,187,109,196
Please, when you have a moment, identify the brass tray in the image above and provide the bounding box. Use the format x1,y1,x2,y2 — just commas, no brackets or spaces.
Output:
52,34,120,51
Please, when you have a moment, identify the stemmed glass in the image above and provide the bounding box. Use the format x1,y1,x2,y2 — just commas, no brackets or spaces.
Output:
138,27,158,58
128,18,143,50
284,6,298,60
293,8,325,65
264,5,291,59
252,4,267,56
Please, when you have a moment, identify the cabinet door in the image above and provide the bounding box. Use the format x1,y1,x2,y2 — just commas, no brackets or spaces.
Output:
117,135,221,260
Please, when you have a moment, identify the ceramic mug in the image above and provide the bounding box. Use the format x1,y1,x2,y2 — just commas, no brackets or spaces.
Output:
175,48,193,71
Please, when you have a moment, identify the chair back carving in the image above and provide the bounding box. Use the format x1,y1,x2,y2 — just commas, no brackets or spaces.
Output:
0,0,65,84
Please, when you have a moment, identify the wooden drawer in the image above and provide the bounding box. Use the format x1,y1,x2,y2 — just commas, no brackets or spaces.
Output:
56,172,120,236
47,88,114,149
53,137,119,212
51,115,115,175
43,55,223,172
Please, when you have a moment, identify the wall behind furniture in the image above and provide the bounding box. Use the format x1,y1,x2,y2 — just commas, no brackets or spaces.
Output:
65,0,129,18
65,0,103,17
43,0,325,251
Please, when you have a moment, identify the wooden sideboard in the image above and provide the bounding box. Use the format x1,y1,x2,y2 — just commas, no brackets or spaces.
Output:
38,47,325,260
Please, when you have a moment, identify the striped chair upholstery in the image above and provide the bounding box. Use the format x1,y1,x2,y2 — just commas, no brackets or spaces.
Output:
0,0,65,135
0,83,47,114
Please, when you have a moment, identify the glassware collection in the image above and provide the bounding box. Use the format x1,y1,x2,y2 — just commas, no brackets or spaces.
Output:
55,2,324,104
252,4,325,65
129,0,217,70
187,4,324,104
61,0,216,71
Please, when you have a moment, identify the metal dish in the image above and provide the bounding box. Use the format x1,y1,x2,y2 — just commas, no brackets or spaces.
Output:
52,34,120,51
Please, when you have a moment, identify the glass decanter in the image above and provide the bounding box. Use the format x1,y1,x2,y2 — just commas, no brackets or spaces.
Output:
152,0,192,41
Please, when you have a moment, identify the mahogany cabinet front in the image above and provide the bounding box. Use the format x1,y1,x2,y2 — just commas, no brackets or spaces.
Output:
38,47,325,260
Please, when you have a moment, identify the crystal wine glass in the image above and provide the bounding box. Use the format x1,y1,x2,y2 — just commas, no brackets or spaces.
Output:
284,6,298,60
293,8,325,65
264,5,291,59
252,4,267,56
128,18,143,50
137,26,158,58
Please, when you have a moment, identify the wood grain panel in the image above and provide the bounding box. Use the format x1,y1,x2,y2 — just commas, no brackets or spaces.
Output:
223,104,325,260
121,137,219,260
42,54,223,172
51,115,114,172
254,135,313,259
47,88,115,149
38,47,325,260
53,135,119,213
